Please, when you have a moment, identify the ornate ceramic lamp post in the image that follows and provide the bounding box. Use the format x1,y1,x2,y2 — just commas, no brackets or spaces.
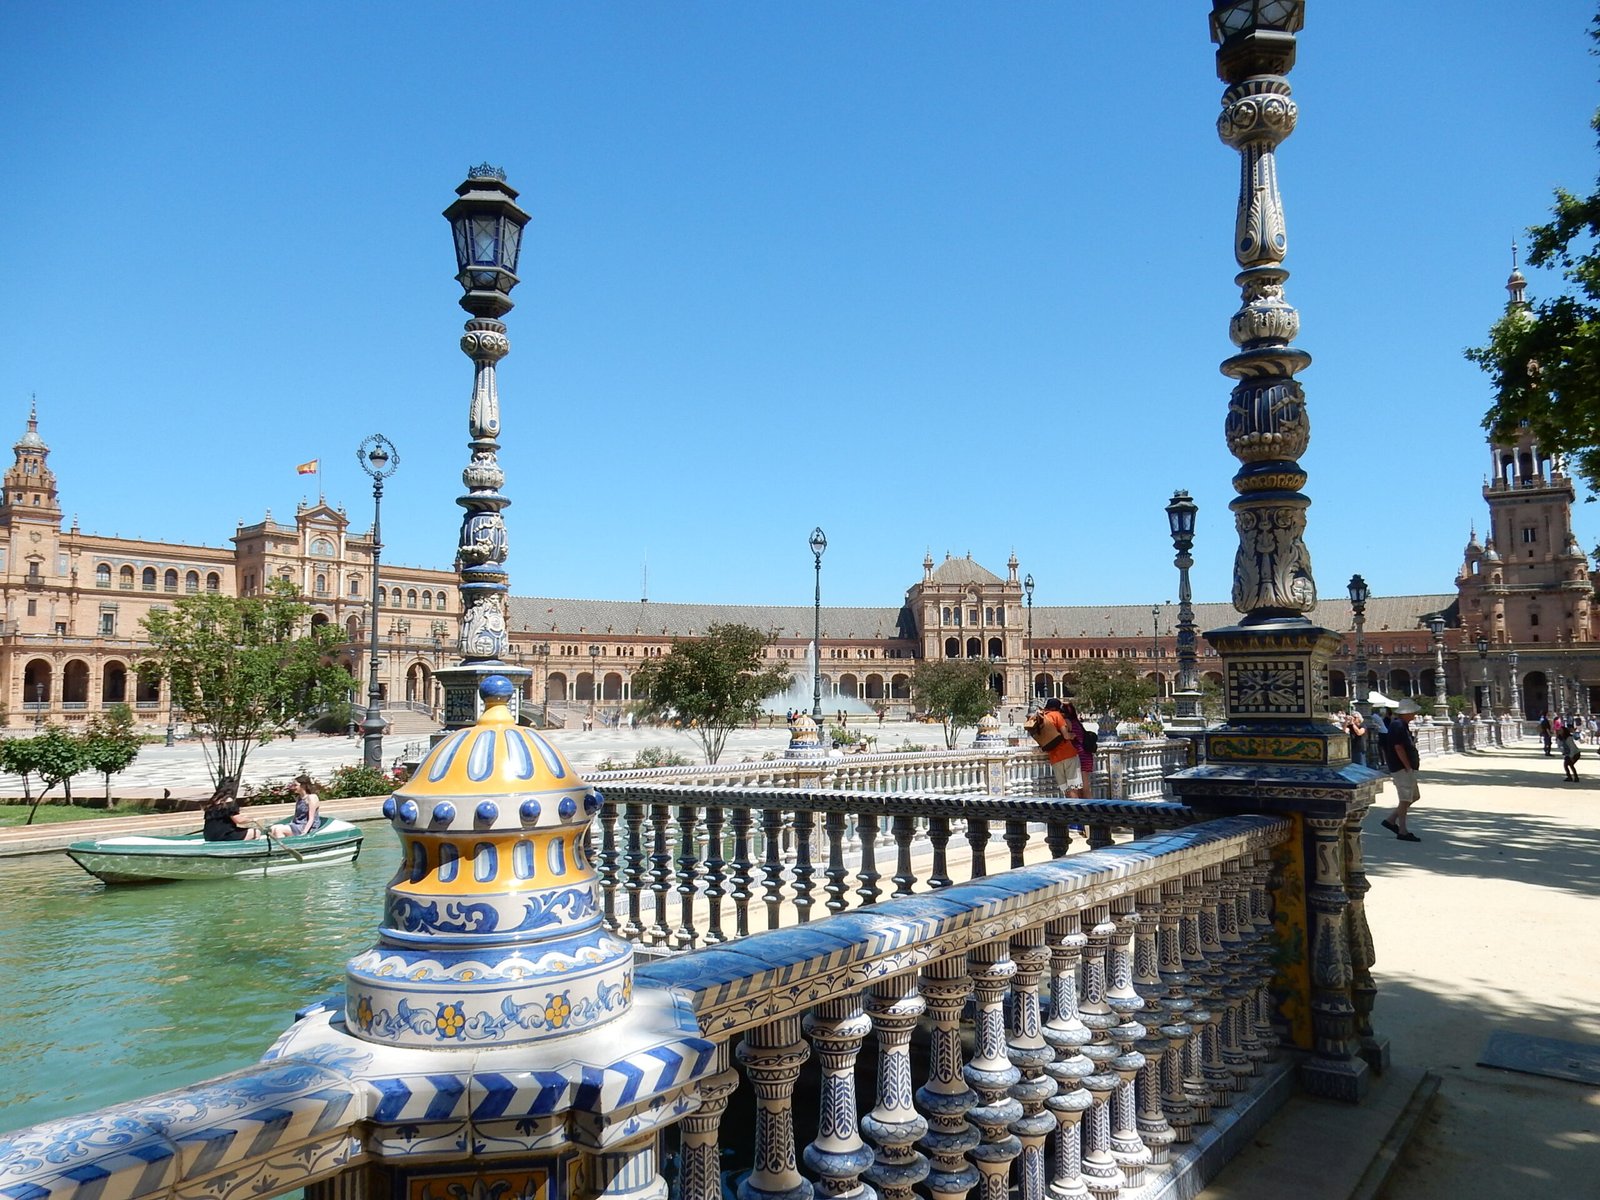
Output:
810,526,826,726
1024,572,1035,702
1166,490,1203,731
434,166,533,727
1508,649,1521,721
358,435,398,768
1170,1,1386,1101
1427,613,1449,716
1477,635,1492,718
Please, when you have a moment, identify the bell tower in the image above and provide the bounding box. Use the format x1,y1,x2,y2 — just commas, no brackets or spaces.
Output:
0,401,62,527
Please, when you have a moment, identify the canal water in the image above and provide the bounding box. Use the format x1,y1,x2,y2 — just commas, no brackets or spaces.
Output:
0,821,400,1135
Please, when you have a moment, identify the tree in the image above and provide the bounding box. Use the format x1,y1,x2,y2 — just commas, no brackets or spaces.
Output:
1070,661,1157,723
1467,16,1600,496
0,737,40,806
139,580,353,788
82,704,143,802
628,623,790,764
24,727,89,824
911,659,995,749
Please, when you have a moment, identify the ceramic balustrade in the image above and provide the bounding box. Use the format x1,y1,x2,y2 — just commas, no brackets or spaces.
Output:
596,782,1198,950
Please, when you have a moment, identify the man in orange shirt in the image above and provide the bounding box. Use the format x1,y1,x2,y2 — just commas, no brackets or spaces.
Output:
1035,697,1082,797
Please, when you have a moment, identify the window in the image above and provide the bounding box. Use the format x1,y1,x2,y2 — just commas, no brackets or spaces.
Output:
56,554,67,576
1522,527,1538,544
96,563,111,587
26,560,40,581
100,610,116,635
310,537,336,557
185,571,199,593
206,572,220,592
349,576,361,596
164,569,178,592
141,567,156,590
315,574,327,595
54,622,66,635
1531,613,1540,627
421,591,432,610
435,593,447,612
377,587,388,606
407,589,418,609
26,599,36,616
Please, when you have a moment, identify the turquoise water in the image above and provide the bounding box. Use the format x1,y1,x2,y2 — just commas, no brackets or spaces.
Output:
0,822,400,1135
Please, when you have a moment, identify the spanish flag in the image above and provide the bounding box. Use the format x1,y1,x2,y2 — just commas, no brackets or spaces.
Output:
296,459,319,475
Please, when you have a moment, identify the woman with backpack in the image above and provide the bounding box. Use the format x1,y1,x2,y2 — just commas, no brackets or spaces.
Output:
1063,698,1095,798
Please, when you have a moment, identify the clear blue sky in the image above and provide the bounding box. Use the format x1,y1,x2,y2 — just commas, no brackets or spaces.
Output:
1,2,1595,611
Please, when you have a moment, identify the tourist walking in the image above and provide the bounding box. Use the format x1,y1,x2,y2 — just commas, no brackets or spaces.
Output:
1377,698,1422,842
1556,721,1582,781
1025,697,1082,798
1539,712,1553,756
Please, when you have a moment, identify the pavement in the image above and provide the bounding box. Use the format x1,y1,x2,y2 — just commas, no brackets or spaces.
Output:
4,729,1594,1196
1198,741,1600,1199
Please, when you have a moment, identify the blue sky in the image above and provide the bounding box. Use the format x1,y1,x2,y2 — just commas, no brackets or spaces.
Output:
1,2,1595,611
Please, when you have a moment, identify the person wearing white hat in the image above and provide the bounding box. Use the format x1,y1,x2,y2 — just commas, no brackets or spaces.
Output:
1366,690,1394,749
1378,698,1422,841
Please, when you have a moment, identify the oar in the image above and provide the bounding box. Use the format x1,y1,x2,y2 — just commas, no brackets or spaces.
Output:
254,820,308,863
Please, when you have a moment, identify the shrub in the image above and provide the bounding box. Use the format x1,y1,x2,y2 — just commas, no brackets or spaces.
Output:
323,763,401,798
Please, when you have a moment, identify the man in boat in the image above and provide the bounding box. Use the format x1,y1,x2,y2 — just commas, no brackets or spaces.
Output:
202,778,259,841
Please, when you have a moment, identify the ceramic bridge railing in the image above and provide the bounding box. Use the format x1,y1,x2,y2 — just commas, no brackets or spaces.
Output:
594,739,1194,802
594,783,1198,952
0,814,1295,1200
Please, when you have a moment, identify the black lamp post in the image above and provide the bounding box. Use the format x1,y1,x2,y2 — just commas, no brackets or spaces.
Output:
1477,634,1492,717
809,527,826,725
589,644,602,707
1508,649,1521,720
1348,574,1370,705
359,434,399,769
33,680,43,728
165,704,175,748
1165,489,1201,728
1426,613,1448,717
1023,572,1035,703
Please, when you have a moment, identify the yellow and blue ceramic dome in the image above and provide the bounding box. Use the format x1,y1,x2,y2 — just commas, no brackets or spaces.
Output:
346,675,632,1048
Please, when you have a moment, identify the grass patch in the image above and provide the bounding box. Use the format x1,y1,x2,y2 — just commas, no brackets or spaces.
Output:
0,800,163,827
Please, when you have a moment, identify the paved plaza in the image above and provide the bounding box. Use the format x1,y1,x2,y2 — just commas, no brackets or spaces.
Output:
0,717,965,801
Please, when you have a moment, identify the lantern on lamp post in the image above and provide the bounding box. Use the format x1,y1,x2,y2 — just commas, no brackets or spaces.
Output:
358,435,399,769
1024,572,1035,703
809,527,826,726
1166,489,1202,730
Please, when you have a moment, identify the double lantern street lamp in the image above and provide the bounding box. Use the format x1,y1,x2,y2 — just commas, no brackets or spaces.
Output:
1165,489,1201,728
1024,573,1035,703
359,435,399,769
809,527,826,726
1477,635,1493,718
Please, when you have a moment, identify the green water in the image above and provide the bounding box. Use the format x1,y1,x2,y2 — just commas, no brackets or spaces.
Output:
0,822,401,1136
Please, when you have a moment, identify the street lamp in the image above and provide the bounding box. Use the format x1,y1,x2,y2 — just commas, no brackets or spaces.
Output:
165,704,176,748
1348,574,1370,705
589,644,602,707
1476,634,1492,717
1165,489,1201,729
359,434,399,769
809,526,826,726
33,680,43,728
1023,572,1035,702
1426,613,1448,717
1508,649,1521,721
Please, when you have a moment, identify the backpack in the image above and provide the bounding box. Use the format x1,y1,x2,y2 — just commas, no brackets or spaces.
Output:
1080,728,1099,755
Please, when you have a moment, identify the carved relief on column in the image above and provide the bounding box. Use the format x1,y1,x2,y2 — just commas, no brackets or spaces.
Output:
862,974,930,1200
1242,847,1280,1064
1042,915,1092,1200
916,958,980,1200
1106,897,1150,1190
803,995,877,1200
681,1070,741,1200
1195,867,1236,1107
456,318,513,662
1178,871,1220,1123
1155,881,1195,1144
1300,814,1369,1100
1076,905,1122,1200
596,1136,669,1200
735,1015,814,1200
1216,858,1258,1087
1342,811,1388,1072
1131,886,1174,1166
965,941,1023,1200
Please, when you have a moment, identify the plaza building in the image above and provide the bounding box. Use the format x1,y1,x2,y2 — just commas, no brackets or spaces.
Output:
0,406,454,732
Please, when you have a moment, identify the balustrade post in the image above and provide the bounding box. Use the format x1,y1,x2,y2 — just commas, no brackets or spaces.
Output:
824,811,851,914
1105,897,1150,1190
916,958,981,1200
862,974,930,1200
857,813,884,905
1043,915,1093,1200
649,801,673,945
703,804,728,945
1131,886,1174,1165
928,816,953,889
762,809,787,930
1178,872,1219,1126
964,941,1023,1200
730,806,755,939
680,1070,740,1200
673,803,701,950
1195,866,1236,1107
1004,818,1031,870
891,814,918,898
802,995,877,1200
736,1016,814,1200
622,801,648,940
1216,859,1256,1088
1154,880,1195,1144
595,1137,669,1200
793,809,818,923
1076,904,1122,1200
1302,814,1365,1095
599,798,620,934
1007,927,1058,1200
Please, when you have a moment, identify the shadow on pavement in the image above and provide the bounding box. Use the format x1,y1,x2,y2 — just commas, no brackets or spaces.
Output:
1361,804,1600,898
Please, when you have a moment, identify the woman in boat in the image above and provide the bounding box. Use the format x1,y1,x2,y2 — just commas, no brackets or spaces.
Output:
201,778,258,842
268,775,321,839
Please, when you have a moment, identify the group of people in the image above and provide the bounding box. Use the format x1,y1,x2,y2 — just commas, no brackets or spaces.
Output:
1537,713,1586,781
201,775,321,842
1024,696,1093,798
1339,693,1423,841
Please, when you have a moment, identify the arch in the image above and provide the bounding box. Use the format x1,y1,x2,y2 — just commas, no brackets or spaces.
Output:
965,637,982,658
1329,668,1348,699
1388,669,1412,696
185,570,200,593
346,615,362,640
435,593,449,612
578,672,597,702
1033,671,1051,700
547,671,568,703
102,660,128,703
315,573,327,595
890,673,910,700
1523,670,1549,718
377,587,388,606
601,671,623,701
1202,671,1224,687
23,658,52,706
118,564,134,588
163,568,178,592
944,637,960,658
421,591,433,610
311,612,331,628
406,589,418,609
838,673,860,700
819,673,833,698
987,636,1003,658
406,663,433,704
989,671,1005,697
142,567,157,590
95,562,112,587
62,659,90,704
134,663,161,703
864,673,885,700
310,537,335,557
205,572,220,592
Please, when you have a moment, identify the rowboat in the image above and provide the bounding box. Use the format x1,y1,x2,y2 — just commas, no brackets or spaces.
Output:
65,818,365,884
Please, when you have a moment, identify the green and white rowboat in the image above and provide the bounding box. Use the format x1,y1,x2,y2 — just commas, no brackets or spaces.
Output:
65,817,364,884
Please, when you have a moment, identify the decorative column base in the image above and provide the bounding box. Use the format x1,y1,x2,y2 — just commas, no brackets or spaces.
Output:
435,662,532,730
1298,1055,1370,1103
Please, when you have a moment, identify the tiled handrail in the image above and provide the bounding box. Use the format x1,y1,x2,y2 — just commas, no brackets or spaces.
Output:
594,782,1197,950
0,814,1291,1200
